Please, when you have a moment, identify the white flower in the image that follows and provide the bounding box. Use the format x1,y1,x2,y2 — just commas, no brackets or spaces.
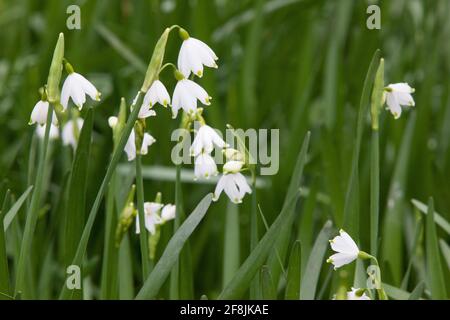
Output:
194,153,218,179
161,204,176,222
384,83,415,119
347,288,371,300
141,80,170,112
171,79,211,118
61,72,101,110
62,118,84,149
178,37,218,78
124,129,156,161
135,202,163,235
30,100,58,126
190,124,226,156
36,124,59,140
327,230,360,270
223,160,244,174
213,172,252,204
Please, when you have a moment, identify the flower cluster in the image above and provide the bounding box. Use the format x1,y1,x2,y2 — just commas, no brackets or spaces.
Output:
30,59,100,150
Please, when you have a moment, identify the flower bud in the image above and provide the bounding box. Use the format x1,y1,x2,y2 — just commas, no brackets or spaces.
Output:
47,33,64,103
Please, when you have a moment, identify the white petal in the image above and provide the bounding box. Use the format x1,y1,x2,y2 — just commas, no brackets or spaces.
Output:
161,204,176,221
124,130,137,161
184,79,210,105
386,93,402,119
213,174,228,201
328,252,357,269
388,83,414,94
224,161,244,173
233,173,252,197
141,133,156,155
75,73,100,101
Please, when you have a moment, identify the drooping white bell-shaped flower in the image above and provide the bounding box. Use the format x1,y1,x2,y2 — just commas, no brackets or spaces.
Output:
171,79,211,118
161,204,176,222
36,124,59,140
124,129,156,161
384,83,415,119
327,230,360,270
213,172,252,204
178,36,218,78
135,202,163,235
61,72,101,110
30,100,58,126
139,80,171,119
190,124,226,156
62,118,84,149
347,288,371,300
194,153,218,179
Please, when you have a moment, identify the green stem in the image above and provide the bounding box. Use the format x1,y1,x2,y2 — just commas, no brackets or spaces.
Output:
15,105,53,297
170,165,183,299
370,130,379,256
135,153,150,278
249,171,260,299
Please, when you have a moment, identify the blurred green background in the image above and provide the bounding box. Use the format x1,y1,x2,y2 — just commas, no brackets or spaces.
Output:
0,0,449,299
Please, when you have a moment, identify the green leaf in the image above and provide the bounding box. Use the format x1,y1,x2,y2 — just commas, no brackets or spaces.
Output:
408,282,425,300
64,109,93,267
343,48,380,236
425,197,447,299
266,132,311,289
3,186,33,231
260,266,276,300
218,133,310,299
382,283,411,300
136,193,213,299
411,199,450,235
285,240,301,300
381,114,417,283
439,239,450,270
300,220,333,300
0,189,11,298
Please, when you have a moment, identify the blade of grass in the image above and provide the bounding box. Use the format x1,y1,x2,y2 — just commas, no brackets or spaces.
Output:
136,193,213,299
411,199,450,235
0,189,11,298
285,240,301,300
408,282,425,300
3,186,33,231
425,197,447,299
266,132,310,289
300,220,333,300
381,113,416,283
439,239,450,270
260,266,276,299
343,49,381,235
63,108,94,299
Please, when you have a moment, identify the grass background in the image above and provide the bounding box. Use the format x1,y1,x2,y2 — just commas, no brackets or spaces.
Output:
0,0,449,299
